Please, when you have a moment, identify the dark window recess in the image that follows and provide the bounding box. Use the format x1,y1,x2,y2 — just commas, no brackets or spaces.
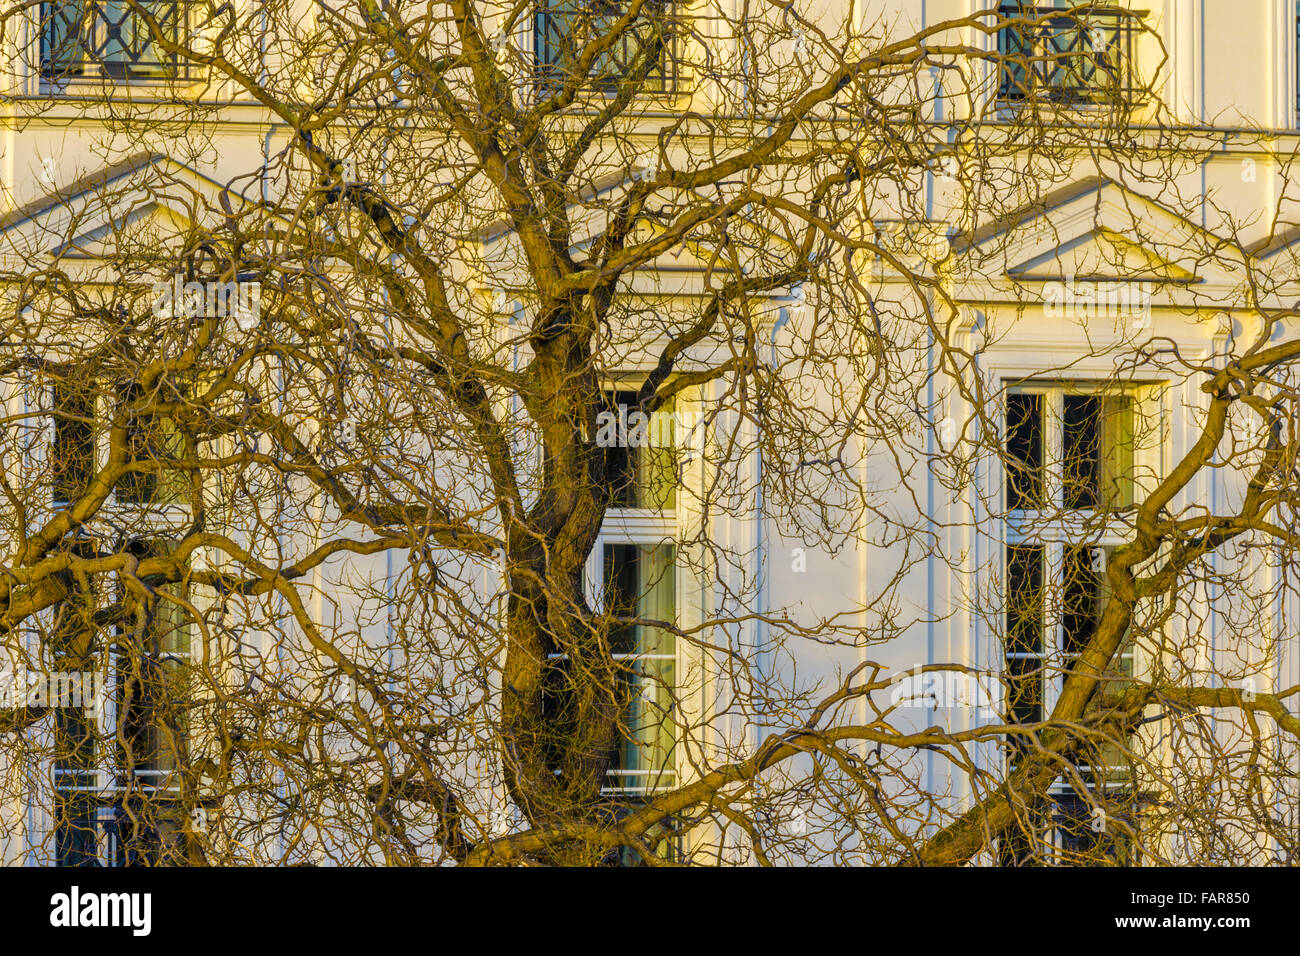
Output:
1006,393,1044,509
1062,545,1102,659
1005,545,1044,727
1063,395,1100,508
52,378,96,505
603,390,639,509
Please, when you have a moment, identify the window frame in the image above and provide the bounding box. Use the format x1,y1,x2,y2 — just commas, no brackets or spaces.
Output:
1000,379,1151,863
580,380,681,796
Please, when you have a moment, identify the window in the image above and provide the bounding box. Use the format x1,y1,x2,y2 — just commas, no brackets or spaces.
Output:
996,2,1142,106
1005,388,1134,512
51,375,97,506
51,373,190,508
115,381,188,506
592,386,680,797
50,553,102,866
534,1,678,93
41,1,189,80
1001,383,1143,864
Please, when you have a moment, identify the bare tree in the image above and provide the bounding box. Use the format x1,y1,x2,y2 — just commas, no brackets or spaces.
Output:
0,0,1295,866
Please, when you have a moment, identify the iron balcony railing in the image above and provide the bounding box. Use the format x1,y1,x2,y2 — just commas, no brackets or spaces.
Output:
40,1,192,80
996,4,1146,106
534,1,679,94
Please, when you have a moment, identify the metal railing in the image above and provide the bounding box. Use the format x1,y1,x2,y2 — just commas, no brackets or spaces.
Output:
533,1,679,94
996,4,1145,106
40,1,192,80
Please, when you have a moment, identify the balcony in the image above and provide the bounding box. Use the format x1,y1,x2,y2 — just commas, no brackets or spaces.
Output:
40,1,192,81
533,1,679,94
996,4,1145,106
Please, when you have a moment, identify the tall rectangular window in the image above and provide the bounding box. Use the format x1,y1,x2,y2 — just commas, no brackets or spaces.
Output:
111,538,192,865
115,382,187,506
1001,383,1143,864
585,380,682,864
51,542,103,866
52,538,193,866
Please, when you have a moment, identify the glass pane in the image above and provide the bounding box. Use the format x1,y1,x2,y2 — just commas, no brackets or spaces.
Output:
535,1,672,91
1064,394,1134,510
996,2,1030,100
1051,791,1136,864
602,543,676,788
1006,393,1043,509
42,1,182,78
998,0,1128,104
55,796,99,866
116,540,189,779
604,542,639,654
638,397,675,510
1005,545,1044,727
115,383,186,505
99,1,178,77
1006,655,1043,726
603,390,637,509
1099,394,1135,509
1062,394,1099,508
1062,545,1101,658
1006,544,1043,656
42,1,91,74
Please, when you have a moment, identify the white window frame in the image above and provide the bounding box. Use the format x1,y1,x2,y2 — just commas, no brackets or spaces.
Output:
1002,379,1153,859
581,384,681,796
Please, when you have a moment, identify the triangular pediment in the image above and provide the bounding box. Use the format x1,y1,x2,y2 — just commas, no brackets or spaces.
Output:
956,178,1245,289
1008,226,1196,282
0,153,256,275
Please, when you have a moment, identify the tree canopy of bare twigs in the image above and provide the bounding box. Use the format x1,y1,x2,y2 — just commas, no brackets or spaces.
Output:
0,0,1295,866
